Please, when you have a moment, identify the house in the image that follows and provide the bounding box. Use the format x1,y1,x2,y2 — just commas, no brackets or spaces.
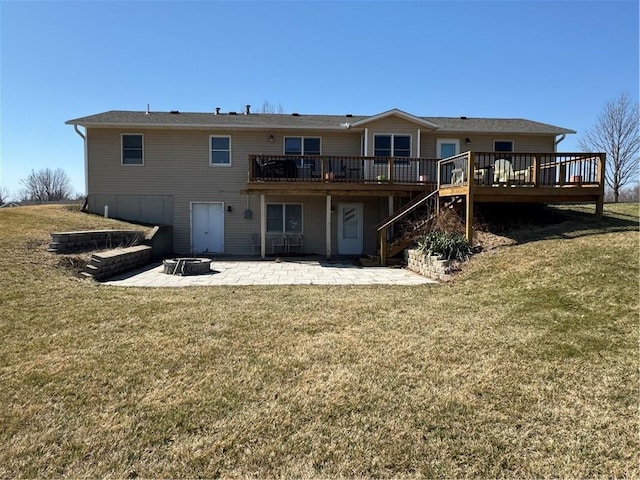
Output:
65,107,604,261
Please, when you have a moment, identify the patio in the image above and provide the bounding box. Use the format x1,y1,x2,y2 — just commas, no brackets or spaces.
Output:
102,258,436,287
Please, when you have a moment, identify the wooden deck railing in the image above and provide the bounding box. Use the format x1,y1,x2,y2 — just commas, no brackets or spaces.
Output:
438,152,605,188
249,155,439,184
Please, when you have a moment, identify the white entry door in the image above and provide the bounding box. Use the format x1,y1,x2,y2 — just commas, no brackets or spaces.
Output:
337,202,363,255
191,202,224,254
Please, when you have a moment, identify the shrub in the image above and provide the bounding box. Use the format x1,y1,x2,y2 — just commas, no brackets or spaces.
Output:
417,231,473,261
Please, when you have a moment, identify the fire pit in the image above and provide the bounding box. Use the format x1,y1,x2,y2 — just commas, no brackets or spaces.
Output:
162,258,212,276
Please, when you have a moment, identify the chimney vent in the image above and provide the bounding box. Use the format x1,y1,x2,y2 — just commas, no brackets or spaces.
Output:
245,104,251,115
215,107,221,115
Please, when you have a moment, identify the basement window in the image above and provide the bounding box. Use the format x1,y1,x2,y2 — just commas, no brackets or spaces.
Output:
122,134,144,165
266,203,303,234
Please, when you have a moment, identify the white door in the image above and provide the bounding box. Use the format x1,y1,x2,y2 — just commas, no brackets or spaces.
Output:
337,203,363,255
436,138,460,159
191,202,224,254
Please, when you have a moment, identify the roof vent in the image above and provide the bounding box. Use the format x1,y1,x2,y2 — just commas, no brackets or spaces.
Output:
460,116,467,120
215,107,221,115
229,111,238,115
245,104,251,115
170,110,180,114
292,112,300,116
346,114,353,117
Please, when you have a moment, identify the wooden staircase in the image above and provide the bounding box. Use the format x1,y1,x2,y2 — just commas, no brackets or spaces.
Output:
375,189,439,265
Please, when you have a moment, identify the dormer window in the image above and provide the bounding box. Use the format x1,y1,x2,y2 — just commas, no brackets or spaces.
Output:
374,134,411,164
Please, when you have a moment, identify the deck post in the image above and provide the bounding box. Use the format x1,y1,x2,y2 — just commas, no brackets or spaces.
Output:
595,196,604,220
532,155,538,186
260,194,266,259
595,153,605,220
380,228,387,266
465,152,474,242
326,195,332,259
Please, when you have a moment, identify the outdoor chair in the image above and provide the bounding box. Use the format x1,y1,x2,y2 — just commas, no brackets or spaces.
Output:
493,159,514,183
286,234,303,254
270,233,287,254
251,233,261,254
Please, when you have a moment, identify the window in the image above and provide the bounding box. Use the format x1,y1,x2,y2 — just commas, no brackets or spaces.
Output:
267,204,303,233
210,135,231,166
284,137,321,168
374,135,411,164
494,140,514,152
122,134,143,165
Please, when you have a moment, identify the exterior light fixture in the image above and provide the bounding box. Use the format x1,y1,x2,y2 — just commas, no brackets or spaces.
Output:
268,135,274,142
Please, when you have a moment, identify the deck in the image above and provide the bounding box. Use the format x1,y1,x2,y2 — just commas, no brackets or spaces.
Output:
437,151,605,239
246,154,437,196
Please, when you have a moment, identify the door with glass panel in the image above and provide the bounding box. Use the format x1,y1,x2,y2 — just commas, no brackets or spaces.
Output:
436,138,460,159
337,203,363,255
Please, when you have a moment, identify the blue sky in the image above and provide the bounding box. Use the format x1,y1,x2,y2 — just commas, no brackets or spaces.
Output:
1,0,638,196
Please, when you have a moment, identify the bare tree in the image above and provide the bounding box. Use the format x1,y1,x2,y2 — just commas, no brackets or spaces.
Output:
0,186,11,205
19,168,73,204
260,101,285,114
579,93,639,202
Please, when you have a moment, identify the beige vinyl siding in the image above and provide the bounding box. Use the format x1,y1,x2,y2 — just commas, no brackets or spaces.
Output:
260,195,383,256
86,127,366,254
363,117,427,157
85,124,559,255
419,133,556,157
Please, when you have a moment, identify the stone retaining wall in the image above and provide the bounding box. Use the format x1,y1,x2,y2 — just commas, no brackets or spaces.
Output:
48,230,145,254
405,249,453,281
82,245,152,281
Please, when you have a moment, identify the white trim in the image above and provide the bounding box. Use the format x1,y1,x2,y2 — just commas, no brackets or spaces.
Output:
436,138,460,159
326,195,332,259
364,128,369,156
121,133,144,166
265,202,304,234
209,135,232,167
190,201,225,255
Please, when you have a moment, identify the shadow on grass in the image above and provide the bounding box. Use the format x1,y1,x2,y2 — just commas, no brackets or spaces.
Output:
475,203,639,245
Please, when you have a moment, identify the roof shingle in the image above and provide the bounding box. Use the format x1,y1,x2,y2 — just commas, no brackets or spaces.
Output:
66,110,575,135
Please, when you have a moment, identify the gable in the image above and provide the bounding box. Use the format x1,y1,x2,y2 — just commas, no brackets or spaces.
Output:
348,109,439,129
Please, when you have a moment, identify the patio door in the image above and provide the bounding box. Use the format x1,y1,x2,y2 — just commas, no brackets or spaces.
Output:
337,203,363,255
436,138,460,159
191,202,224,254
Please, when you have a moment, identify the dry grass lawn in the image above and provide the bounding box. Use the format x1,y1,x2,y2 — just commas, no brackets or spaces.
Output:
0,203,638,478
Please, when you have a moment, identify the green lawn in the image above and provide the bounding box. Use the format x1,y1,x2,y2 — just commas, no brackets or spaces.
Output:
1,203,638,478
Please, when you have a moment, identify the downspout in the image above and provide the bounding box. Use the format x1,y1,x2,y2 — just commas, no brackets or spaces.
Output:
554,133,566,152
73,124,88,197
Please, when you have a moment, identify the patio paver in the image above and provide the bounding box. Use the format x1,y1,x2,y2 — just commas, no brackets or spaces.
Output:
102,258,436,287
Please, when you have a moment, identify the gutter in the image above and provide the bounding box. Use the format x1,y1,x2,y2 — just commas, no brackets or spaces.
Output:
554,133,566,152
73,124,88,197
